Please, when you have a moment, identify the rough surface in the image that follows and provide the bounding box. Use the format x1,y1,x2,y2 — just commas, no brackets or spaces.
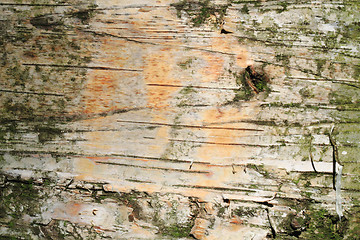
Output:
1,0,360,239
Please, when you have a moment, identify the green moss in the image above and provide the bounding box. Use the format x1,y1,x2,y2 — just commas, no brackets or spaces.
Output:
2,100,36,121
299,87,315,99
353,65,360,80
301,208,348,239
162,224,193,238
329,85,360,115
217,206,226,217
178,58,195,70
268,102,303,109
313,32,340,50
0,235,18,240
34,123,63,143
0,127,6,141
171,0,229,27
346,204,360,239
315,59,327,75
180,86,197,95
6,63,31,88
0,179,41,232
247,163,271,178
71,9,96,23
233,206,255,217
278,213,306,238
232,88,253,102
275,54,290,66
277,200,351,239
339,21,360,44
277,2,289,13
231,66,270,102
240,4,249,14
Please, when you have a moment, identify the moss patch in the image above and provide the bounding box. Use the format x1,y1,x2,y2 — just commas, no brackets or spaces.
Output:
301,208,348,239
0,2,97,122
161,223,193,238
232,65,271,102
277,203,349,239
0,179,41,235
34,123,63,143
171,0,229,27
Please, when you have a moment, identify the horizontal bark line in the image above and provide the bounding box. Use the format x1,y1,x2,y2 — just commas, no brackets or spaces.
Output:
81,29,235,56
82,153,211,165
236,35,358,57
201,119,338,127
286,76,360,84
85,27,360,61
255,59,360,88
260,103,360,112
47,107,148,122
146,83,239,90
0,149,205,165
0,89,64,96
3,167,359,193
2,149,357,165
125,178,154,184
94,161,209,174
173,184,257,193
250,50,359,67
172,182,359,194
117,120,264,131
286,77,360,89
230,1,348,7
168,138,334,147
0,3,70,6
22,63,143,72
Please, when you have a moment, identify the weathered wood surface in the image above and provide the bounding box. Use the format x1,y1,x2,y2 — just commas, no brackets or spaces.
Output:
1,0,360,239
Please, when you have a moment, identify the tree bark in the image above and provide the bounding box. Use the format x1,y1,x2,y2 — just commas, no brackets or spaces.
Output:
1,0,360,239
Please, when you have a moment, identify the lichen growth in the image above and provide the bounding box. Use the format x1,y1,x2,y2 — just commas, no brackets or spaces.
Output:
0,2,96,122
0,179,42,237
171,0,229,27
301,208,348,239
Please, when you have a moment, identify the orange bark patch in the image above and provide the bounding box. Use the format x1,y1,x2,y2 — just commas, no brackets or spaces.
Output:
196,144,243,162
82,71,116,114
230,216,244,224
199,52,225,83
195,105,259,163
78,37,143,115
143,49,179,109
67,202,82,217
211,34,251,68
81,69,142,115
74,157,107,180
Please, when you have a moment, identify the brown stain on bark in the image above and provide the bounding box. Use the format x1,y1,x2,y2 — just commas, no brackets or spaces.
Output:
67,202,82,217
200,52,225,83
78,36,144,115
82,71,117,114
195,106,258,163
143,49,179,109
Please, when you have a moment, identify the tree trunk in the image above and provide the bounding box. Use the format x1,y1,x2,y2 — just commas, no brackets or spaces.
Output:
1,0,360,239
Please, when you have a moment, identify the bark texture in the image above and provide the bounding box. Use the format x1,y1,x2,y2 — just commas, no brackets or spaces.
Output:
1,0,360,239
